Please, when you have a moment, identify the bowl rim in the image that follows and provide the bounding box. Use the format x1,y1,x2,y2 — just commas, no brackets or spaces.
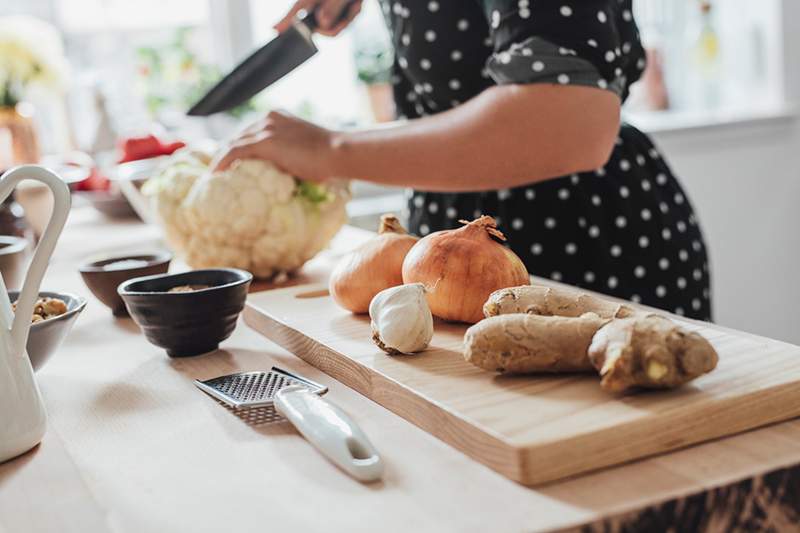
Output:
118,268,253,296
8,290,88,329
0,235,29,256
113,155,170,182
79,250,173,273
74,190,127,201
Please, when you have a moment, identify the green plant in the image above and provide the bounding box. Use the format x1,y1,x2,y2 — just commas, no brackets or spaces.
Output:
136,27,256,118
0,81,19,108
355,47,393,85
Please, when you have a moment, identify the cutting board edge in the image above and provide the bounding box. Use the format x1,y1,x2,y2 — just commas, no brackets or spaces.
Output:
243,302,532,483
513,378,800,484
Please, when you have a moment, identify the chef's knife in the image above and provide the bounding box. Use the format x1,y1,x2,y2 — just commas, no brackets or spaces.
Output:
187,5,353,117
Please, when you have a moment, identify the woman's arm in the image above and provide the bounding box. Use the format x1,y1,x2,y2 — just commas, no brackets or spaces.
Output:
334,84,620,191
216,84,620,192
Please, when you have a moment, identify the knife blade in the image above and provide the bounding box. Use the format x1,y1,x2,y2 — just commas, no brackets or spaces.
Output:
187,18,316,117
187,3,355,117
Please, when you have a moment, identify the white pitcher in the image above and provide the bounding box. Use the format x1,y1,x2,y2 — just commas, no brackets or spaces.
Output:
0,165,70,463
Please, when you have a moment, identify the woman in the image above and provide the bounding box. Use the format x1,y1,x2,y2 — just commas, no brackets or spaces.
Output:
216,0,711,320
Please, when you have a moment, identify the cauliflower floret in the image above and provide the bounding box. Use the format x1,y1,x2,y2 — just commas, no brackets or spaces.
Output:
144,146,349,278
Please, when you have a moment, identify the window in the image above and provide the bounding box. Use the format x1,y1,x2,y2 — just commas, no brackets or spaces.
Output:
2,0,220,152
247,0,391,127
5,0,789,152
627,0,786,129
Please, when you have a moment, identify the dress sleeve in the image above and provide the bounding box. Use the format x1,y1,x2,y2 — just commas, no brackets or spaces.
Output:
482,0,642,99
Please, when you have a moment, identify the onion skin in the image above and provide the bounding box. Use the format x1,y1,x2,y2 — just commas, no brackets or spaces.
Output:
329,215,418,313
402,216,529,323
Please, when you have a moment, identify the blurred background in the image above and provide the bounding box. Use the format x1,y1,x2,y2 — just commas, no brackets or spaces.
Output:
0,0,799,343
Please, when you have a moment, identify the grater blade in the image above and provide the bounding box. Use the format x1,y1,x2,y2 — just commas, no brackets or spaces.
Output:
194,366,328,409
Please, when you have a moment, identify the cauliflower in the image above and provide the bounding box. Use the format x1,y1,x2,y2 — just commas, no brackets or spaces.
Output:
143,146,350,278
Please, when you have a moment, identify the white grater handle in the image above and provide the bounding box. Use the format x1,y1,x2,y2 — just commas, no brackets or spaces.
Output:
274,385,383,482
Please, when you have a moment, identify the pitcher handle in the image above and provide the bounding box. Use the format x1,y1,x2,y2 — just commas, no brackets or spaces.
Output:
0,165,71,356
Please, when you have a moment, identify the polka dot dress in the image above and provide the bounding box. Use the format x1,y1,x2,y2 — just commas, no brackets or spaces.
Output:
380,0,712,320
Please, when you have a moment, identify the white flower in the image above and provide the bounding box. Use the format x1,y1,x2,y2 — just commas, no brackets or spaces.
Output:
0,16,68,94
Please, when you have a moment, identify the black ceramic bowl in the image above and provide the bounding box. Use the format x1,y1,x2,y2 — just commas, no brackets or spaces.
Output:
118,269,252,357
9,291,88,371
79,251,172,316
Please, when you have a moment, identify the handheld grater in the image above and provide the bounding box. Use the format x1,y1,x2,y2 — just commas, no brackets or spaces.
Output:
195,367,383,482
194,366,328,409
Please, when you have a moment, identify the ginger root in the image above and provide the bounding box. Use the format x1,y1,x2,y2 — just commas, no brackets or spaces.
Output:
465,285,719,393
484,285,637,320
588,315,719,393
464,313,607,373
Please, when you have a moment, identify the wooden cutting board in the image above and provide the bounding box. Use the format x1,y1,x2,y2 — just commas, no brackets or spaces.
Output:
244,283,800,485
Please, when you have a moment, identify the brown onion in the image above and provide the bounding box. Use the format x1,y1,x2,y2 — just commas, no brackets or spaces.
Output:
401,216,529,323
329,214,418,313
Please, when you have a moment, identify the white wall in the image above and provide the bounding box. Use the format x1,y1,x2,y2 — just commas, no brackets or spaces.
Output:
648,116,800,343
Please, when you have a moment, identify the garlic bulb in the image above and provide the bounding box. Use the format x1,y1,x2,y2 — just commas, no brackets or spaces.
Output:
369,283,434,355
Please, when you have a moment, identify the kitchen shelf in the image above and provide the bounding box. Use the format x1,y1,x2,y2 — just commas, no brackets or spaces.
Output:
625,103,797,136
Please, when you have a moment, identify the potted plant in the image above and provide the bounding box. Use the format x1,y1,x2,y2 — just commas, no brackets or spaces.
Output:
0,16,67,168
354,36,395,123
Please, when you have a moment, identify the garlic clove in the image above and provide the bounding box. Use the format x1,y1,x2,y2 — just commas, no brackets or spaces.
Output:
369,283,434,355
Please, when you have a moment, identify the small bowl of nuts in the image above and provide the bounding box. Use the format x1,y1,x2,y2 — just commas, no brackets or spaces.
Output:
10,291,88,371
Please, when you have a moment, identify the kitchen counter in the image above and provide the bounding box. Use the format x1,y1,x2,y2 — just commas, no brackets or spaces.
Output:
1,207,799,533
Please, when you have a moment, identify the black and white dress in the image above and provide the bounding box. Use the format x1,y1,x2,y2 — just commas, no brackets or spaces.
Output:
380,0,712,320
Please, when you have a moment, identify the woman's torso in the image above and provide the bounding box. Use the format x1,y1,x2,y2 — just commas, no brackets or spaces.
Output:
379,0,712,320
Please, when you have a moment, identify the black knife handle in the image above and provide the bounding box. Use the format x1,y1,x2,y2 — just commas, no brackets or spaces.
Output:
299,1,358,32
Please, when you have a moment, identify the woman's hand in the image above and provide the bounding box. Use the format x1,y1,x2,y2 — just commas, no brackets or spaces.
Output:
214,111,340,182
274,0,362,36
